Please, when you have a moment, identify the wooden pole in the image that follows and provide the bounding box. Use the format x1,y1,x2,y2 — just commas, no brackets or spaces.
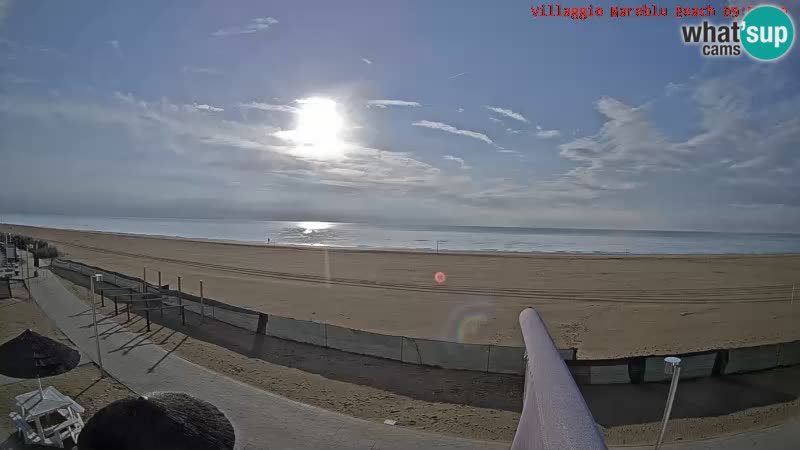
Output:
100,288,105,307
158,271,161,287
177,277,182,305
146,310,151,332
142,267,147,293
181,305,186,325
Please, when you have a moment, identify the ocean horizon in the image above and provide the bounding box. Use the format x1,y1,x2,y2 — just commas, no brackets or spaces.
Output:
2,214,800,255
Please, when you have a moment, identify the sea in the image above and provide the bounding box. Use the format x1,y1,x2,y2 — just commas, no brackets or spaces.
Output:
2,214,800,255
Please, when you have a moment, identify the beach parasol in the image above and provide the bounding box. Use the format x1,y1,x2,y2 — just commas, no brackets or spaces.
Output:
78,392,236,450
0,329,80,395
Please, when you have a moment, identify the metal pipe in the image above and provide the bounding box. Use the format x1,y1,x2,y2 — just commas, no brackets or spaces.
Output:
655,357,682,450
512,308,607,450
200,280,205,321
90,274,104,375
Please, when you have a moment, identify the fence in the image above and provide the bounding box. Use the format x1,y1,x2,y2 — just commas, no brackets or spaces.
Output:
49,259,800,382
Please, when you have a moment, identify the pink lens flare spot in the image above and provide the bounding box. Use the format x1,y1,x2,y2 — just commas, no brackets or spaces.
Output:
434,271,446,284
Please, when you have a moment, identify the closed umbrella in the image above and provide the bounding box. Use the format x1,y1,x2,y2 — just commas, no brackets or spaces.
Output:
0,329,80,396
78,392,235,450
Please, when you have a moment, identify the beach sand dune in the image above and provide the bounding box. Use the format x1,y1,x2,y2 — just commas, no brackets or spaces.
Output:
4,224,799,358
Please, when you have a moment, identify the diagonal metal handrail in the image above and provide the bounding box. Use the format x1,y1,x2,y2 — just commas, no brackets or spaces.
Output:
512,308,607,450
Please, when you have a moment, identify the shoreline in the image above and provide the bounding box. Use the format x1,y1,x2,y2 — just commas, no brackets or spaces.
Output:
4,222,800,259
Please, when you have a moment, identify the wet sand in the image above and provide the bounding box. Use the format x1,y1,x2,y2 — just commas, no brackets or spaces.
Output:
4,224,800,358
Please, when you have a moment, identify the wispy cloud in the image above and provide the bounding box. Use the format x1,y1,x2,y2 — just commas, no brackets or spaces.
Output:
0,37,67,58
448,71,467,79
183,66,223,75
485,106,528,123
361,57,373,65
366,99,421,109
458,108,464,113
188,103,224,113
1,73,36,84
488,117,503,124
108,40,123,59
729,156,766,170
213,17,278,37
535,125,561,139
412,120,493,145
506,128,521,135
443,155,471,170
238,101,296,113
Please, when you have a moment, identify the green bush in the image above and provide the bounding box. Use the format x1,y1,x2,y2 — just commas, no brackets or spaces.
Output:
7,234,59,258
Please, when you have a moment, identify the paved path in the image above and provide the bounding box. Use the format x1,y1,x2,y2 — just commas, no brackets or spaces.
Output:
27,270,504,450
622,414,800,450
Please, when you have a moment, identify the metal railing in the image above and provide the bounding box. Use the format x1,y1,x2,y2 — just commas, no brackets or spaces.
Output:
512,308,607,450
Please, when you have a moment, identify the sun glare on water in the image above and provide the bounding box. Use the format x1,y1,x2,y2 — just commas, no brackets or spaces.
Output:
276,97,347,160
298,221,333,234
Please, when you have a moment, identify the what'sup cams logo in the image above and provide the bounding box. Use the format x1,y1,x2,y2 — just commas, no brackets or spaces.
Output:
681,5,795,60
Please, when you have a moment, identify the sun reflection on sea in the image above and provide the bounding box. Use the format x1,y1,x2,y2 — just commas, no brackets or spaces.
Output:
297,221,333,234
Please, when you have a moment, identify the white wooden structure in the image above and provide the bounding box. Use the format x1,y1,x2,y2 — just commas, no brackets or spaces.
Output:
9,386,84,447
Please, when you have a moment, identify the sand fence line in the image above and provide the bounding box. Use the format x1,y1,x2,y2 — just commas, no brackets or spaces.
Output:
49,258,800,384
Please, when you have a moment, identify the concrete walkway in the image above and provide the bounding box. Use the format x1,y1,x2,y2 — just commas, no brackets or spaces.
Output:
27,271,504,450
623,414,800,450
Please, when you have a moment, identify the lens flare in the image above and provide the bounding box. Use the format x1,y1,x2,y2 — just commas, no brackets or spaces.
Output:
443,301,494,342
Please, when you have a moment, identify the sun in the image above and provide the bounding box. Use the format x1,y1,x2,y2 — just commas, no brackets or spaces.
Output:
276,97,348,159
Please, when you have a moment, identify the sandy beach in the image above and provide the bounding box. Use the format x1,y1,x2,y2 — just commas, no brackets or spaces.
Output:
4,224,800,358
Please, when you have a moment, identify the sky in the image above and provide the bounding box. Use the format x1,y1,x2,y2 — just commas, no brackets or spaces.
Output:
0,0,799,232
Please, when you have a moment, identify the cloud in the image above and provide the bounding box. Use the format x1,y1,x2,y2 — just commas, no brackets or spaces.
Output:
488,117,503,124
108,40,123,59
664,81,684,96
0,37,67,59
0,92,466,198
535,125,561,139
412,120,493,145
213,17,278,37
506,128,521,135
238,101,296,113
448,72,467,79
485,106,528,123
183,66,222,75
1,73,36,84
458,108,464,113
361,57,372,65
188,103,224,112
443,155,471,170
729,156,766,170
366,99,421,108
555,65,800,213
